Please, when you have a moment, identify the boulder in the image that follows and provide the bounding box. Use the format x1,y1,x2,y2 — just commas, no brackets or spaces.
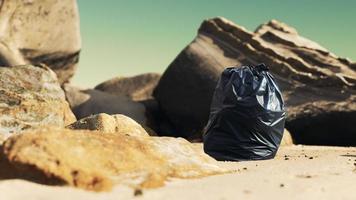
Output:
95,73,161,101
67,113,152,137
1,127,229,191
0,0,81,84
153,17,356,145
0,65,76,139
63,85,146,124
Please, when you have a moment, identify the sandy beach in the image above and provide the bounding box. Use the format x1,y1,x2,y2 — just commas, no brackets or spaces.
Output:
1,145,355,200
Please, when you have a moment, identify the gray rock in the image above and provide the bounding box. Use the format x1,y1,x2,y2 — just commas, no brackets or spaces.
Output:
0,0,81,84
95,73,161,101
63,85,147,125
95,73,163,134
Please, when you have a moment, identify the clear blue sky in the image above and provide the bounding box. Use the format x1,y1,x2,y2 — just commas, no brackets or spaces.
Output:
73,0,356,87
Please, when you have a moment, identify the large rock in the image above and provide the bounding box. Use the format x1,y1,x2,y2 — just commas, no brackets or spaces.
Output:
94,74,163,134
67,113,153,137
63,85,146,124
154,17,356,145
95,73,161,101
0,65,76,139
0,0,81,84
1,127,229,191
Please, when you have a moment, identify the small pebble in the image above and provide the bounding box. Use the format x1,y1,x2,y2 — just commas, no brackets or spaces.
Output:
134,188,143,196
243,190,251,194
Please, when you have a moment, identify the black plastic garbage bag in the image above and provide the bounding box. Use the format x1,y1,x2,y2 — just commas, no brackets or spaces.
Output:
203,63,286,161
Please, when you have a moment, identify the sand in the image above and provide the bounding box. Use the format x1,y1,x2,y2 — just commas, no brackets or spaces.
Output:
0,145,355,200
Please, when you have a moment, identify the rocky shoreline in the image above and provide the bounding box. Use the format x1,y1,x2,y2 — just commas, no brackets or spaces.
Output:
0,0,355,195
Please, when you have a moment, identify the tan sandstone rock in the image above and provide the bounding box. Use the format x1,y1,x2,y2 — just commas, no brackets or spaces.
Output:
0,65,76,139
0,0,81,84
1,127,229,191
280,129,294,146
67,113,151,137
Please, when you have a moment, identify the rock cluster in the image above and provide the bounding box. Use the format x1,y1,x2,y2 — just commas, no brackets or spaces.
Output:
0,4,237,192
0,64,227,191
153,17,356,145
63,73,162,134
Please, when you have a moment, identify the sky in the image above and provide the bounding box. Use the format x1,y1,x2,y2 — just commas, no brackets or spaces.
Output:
73,0,356,87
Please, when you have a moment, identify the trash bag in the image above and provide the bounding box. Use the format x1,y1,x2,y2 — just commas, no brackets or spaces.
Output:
203,63,286,161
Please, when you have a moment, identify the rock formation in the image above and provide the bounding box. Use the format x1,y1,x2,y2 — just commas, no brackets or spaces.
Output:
0,65,76,139
1,127,229,191
95,73,161,101
0,0,81,84
67,113,153,137
63,85,146,124
154,17,356,145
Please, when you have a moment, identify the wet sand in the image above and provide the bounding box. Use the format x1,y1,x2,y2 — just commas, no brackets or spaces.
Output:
0,145,355,200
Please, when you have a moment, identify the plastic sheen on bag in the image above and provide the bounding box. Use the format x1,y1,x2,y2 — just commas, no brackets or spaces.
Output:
203,63,286,161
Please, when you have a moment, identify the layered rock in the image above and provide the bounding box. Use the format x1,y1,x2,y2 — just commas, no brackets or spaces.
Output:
95,73,161,101
0,65,76,139
63,85,146,124
67,113,153,137
1,127,229,191
154,17,356,145
0,0,81,84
